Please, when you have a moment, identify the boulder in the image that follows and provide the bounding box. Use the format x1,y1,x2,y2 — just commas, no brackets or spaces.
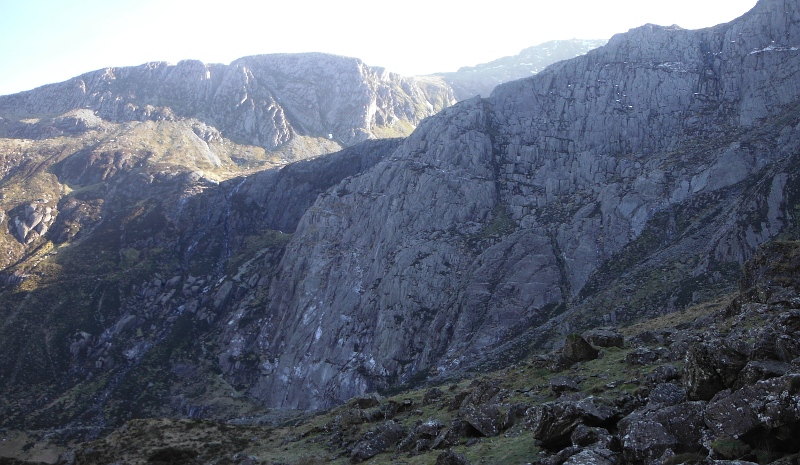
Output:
460,404,504,437
704,374,800,452
550,376,581,395
684,340,748,401
435,450,472,465
734,360,790,389
423,387,444,405
625,347,659,366
570,424,613,449
647,383,687,407
563,334,600,365
431,419,471,450
460,378,503,407
618,402,706,462
417,418,445,438
526,397,615,449
582,328,624,348
397,418,445,453
646,365,682,385
563,448,618,465
349,420,406,462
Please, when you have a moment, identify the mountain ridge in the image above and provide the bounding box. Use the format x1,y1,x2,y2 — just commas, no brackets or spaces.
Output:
435,39,607,100
0,53,455,151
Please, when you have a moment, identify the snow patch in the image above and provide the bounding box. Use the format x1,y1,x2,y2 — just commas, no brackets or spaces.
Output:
749,45,799,54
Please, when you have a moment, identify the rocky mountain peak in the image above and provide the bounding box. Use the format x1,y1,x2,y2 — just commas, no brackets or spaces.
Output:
0,52,455,152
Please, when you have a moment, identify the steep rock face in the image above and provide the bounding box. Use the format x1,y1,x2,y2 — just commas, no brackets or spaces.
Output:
436,39,607,100
252,99,566,408
249,0,800,409
0,53,455,151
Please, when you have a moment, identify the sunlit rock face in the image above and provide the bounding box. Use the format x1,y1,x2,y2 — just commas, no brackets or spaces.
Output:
0,53,455,150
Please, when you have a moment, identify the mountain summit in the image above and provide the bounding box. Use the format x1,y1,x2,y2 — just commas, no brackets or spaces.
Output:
0,53,455,151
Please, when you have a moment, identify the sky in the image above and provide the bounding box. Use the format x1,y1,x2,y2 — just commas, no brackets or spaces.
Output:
0,0,759,96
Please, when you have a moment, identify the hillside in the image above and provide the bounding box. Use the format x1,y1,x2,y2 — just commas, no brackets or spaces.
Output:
6,241,800,464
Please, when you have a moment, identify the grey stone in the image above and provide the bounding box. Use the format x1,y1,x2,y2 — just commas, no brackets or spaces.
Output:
563,334,600,364
646,365,681,385
563,448,618,465
550,376,581,395
570,424,613,449
618,402,706,462
349,420,406,463
704,374,800,440
526,397,614,449
435,450,472,465
734,360,790,388
460,404,503,437
582,328,624,349
684,340,748,401
647,383,687,407
625,347,659,366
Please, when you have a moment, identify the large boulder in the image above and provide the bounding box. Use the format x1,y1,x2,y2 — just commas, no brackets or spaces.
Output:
647,383,687,407
704,374,800,453
734,360,791,389
562,334,600,365
460,378,504,407
526,397,615,449
460,404,504,437
431,419,472,450
349,420,406,463
618,402,707,463
582,328,624,349
740,241,800,301
684,340,748,401
625,347,659,366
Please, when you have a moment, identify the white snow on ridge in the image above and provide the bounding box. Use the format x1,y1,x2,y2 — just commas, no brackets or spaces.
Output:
749,45,800,54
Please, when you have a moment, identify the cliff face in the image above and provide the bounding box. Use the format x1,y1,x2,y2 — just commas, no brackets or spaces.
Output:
0,53,455,152
244,0,800,409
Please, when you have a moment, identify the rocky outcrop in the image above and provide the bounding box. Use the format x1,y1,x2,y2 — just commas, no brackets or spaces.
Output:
245,0,800,409
349,420,406,462
526,397,615,449
0,53,455,150
8,201,56,244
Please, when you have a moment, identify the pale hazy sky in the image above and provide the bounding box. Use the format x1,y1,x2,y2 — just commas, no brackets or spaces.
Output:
0,0,759,96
